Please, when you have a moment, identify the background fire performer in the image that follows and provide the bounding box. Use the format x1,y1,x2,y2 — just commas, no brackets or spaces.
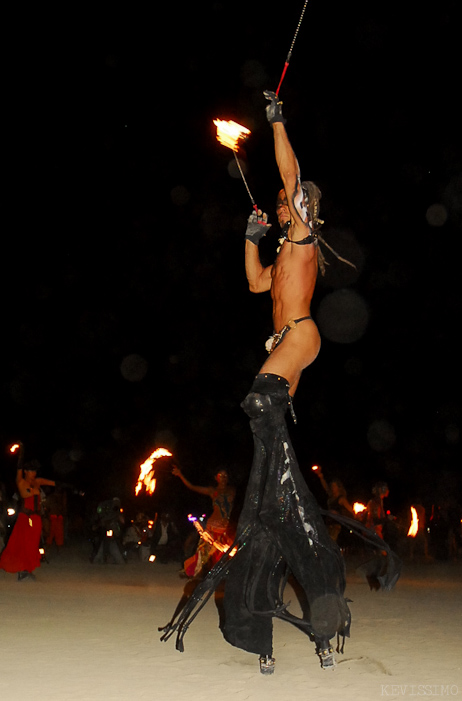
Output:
173,466,235,577
160,92,400,674
0,443,55,581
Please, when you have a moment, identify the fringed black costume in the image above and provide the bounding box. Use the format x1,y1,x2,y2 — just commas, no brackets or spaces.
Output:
160,373,401,663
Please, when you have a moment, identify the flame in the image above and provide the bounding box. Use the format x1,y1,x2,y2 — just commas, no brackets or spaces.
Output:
311,465,319,471
135,448,172,496
188,514,236,557
407,506,419,537
213,119,251,152
10,444,20,453
353,502,367,514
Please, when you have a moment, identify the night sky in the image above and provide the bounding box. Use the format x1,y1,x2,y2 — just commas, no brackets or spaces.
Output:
2,2,460,518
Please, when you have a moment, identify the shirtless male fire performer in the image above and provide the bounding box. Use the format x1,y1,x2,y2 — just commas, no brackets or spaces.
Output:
218,92,350,674
244,90,322,396
160,92,352,675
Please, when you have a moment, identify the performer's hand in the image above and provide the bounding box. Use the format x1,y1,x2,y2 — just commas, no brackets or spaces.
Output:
172,466,182,478
264,90,286,125
245,209,271,245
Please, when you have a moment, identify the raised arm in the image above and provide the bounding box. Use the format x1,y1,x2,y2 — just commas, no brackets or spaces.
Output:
314,466,330,496
172,467,214,497
36,477,56,488
338,496,356,516
244,210,273,293
264,91,311,241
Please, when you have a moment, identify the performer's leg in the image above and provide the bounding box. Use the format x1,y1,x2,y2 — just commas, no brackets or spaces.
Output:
259,319,320,395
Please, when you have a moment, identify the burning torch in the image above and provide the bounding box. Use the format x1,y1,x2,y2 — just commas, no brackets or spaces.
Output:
8,441,25,473
212,3,310,210
213,118,257,211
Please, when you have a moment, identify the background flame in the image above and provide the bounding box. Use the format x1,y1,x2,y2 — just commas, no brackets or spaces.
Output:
353,502,366,514
407,506,419,537
135,448,172,496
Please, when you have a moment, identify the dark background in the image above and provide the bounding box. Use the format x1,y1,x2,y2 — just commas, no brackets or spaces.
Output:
1,1,460,521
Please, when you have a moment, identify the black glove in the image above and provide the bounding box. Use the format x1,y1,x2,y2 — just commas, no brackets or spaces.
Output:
245,210,272,245
264,90,286,125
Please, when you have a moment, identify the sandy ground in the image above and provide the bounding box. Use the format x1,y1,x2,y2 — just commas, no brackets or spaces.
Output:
1,542,461,701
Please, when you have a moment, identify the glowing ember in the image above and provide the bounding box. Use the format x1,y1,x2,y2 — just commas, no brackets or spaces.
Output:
311,465,319,471
353,502,367,514
135,447,172,496
213,119,251,152
10,444,20,453
407,506,419,537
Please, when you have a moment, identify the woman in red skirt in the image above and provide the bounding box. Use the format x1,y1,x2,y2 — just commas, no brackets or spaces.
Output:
0,450,55,581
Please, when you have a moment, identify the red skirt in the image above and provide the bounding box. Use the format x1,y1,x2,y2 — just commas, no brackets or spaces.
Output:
0,512,42,574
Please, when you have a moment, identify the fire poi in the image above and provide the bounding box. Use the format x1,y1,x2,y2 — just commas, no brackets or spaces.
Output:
275,0,309,96
213,118,257,210
135,448,172,496
213,119,250,152
188,514,237,557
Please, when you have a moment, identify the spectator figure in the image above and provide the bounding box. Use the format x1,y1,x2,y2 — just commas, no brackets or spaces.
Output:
0,480,8,552
123,511,150,560
90,498,125,565
45,486,67,552
314,466,355,542
366,482,390,539
152,512,181,564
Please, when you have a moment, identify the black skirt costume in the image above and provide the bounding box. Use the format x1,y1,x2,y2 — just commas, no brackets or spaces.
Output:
161,373,400,656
